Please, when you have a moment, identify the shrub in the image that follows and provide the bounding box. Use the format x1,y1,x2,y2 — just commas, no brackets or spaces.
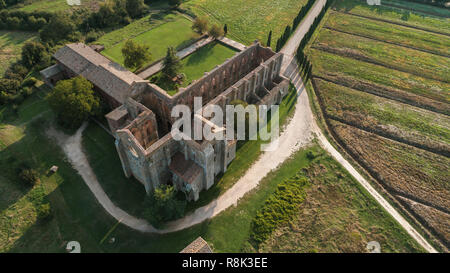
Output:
209,24,224,38
0,78,21,93
142,184,186,227
37,203,52,221
21,86,33,97
21,77,37,87
21,41,47,69
85,30,104,43
191,16,208,34
249,174,309,247
19,168,40,186
306,150,317,160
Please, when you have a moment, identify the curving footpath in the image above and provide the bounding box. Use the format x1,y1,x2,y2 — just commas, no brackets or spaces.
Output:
49,0,437,252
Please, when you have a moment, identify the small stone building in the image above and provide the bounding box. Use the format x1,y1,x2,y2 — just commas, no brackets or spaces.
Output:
180,237,213,253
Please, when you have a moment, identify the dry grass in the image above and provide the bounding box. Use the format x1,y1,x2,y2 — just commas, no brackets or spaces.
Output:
329,120,450,212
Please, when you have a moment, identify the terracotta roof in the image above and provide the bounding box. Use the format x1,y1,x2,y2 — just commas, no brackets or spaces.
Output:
53,43,142,104
180,237,213,253
169,152,203,184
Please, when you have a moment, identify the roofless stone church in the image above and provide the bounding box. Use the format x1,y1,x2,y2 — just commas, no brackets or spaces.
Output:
41,39,289,201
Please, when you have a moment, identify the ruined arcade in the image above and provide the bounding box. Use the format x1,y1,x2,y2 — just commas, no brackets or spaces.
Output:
41,40,289,201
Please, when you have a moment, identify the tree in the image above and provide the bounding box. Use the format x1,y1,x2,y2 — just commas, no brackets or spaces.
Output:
40,13,76,44
266,30,272,47
209,24,224,38
21,41,47,69
142,184,186,226
223,24,228,35
125,0,147,19
121,39,151,69
161,47,181,80
18,168,39,186
168,0,181,8
191,16,208,34
47,76,100,129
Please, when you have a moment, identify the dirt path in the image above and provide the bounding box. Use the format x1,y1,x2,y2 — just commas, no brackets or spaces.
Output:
46,123,158,233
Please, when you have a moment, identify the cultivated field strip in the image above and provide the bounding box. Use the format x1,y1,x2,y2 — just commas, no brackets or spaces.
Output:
308,1,450,249
329,120,450,214
398,196,450,246
312,29,450,83
379,0,450,18
333,0,450,36
327,120,450,247
309,50,450,113
325,11,450,57
312,78,450,157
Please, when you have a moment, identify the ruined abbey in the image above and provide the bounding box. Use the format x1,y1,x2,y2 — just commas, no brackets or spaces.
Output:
41,39,289,201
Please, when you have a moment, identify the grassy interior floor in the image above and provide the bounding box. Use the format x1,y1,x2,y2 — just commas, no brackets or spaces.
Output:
150,42,238,95
100,13,200,70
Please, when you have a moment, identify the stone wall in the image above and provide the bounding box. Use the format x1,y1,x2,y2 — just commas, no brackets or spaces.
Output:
106,41,289,201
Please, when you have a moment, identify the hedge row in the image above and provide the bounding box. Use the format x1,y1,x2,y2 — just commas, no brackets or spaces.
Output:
249,173,310,246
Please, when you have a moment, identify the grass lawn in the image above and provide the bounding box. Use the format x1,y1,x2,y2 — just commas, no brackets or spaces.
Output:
82,123,147,216
151,42,237,95
100,13,200,69
0,89,113,253
0,31,37,76
181,0,308,50
180,42,237,86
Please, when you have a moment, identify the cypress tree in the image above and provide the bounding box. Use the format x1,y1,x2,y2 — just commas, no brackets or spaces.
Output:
267,30,272,47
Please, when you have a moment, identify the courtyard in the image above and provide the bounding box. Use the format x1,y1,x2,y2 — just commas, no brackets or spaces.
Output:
150,41,238,95
99,13,200,70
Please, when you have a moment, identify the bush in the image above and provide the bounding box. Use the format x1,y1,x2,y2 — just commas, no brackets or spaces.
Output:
249,174,309,247
0,78,20,93
209,24,224,38
37,203,52,221
19,167,40,186
142,184,186,227
21,86,33,97
306,150,317,160
85,30,104,43
192,16,208,34
21,77,37,87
